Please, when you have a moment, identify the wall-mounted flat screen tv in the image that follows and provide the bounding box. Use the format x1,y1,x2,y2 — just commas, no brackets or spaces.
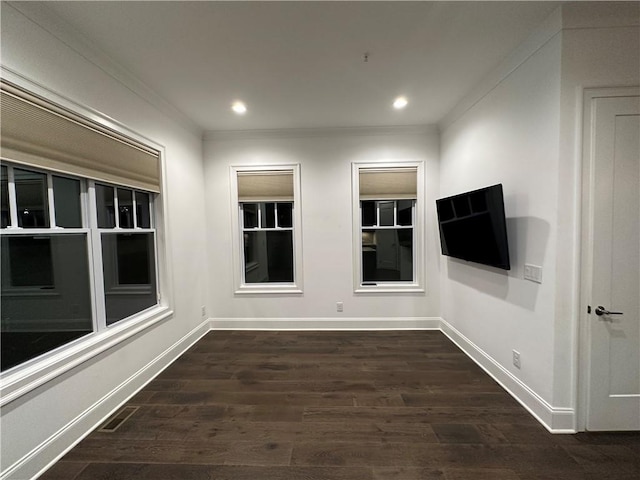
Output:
436,184,511,270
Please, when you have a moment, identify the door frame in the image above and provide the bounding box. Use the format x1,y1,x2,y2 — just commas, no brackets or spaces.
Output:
577,86,640,431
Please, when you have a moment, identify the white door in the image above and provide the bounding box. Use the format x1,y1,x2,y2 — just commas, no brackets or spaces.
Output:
584,92,640,431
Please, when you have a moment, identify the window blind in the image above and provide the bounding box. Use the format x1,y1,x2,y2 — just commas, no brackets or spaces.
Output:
359,167,417,200
0,81,161,193
237,170,294,201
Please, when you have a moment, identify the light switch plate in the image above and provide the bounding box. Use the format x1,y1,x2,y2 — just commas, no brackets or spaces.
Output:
524,264,542,283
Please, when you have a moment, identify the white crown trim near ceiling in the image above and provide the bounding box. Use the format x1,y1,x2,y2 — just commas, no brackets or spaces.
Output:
205,124,437,142
5,1,203,138
439,5,563,132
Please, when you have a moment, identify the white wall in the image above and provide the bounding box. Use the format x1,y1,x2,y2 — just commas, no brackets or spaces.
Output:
0,3,207,478
440,31,562,405
204,128,440,323
440,2,639,428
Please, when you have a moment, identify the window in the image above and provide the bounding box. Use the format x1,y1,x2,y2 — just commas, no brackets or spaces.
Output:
352,163,424,292
241,202,294,283
0,164,159,370
96,184,158,325
361,200,414,283
0,80,166,382
231,165,302,293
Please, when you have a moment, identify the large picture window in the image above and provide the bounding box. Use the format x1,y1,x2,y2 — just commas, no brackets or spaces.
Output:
231,165,302,294
352,163,424,292
0,164,158,370
0,80,166,381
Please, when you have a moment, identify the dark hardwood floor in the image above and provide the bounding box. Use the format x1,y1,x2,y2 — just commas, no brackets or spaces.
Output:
41,331,640,480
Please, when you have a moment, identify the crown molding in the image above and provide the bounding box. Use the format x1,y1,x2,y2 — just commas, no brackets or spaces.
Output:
439,6,563,132
204,124,437,142
6,1,203,138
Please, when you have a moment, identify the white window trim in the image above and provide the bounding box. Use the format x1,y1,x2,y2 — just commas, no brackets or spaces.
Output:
0,72,174,406
230,164,303,295
352,161,425,294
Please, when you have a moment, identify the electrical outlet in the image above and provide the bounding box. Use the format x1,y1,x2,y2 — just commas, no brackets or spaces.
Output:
336,302,343,312
201,305,206,317
524,264,543,283
512,350,521,369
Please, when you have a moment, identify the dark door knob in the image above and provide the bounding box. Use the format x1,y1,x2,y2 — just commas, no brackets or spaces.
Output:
595,306,624,316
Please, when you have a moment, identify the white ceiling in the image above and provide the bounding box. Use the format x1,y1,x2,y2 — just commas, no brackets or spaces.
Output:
38,1,559,132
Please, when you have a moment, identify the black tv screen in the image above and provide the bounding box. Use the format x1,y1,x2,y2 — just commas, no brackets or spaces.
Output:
436,184,511,270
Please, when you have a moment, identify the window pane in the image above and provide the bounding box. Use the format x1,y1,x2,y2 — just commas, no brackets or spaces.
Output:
277,202,293,228
15,168,49,228
397,200,413,226
136,192,151,228
243,230,293,283
243,232,255,265
1,166,9,228
361,201,376,227
242,203,258,228
262,202,276,228
117,188,134,228
5,236,54,287
101,232,157,325
379,201,395,226
1,234,93,372
96,184,115,228
362,228,413,282
53,176,82,228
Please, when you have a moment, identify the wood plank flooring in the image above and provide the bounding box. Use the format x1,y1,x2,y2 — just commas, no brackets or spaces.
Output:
40,331,640,480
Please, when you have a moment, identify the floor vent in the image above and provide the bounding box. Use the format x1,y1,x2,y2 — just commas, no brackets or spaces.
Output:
97,405,139,432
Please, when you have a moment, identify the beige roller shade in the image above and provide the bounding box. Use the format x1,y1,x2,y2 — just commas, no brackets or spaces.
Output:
0,82,161,193
237,170,294,201
359,167,417,200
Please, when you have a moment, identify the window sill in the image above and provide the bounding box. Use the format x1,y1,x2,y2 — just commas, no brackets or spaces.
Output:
0,305,173,407
355,284,424,294
235,284,303,295
105,285,153,295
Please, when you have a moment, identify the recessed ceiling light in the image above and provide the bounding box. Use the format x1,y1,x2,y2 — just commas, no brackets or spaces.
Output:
231,101,247,115
393,96,408,109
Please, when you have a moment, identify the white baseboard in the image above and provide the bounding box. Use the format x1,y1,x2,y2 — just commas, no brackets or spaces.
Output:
439,318,575,433
210,317,441,330
3,319,211,480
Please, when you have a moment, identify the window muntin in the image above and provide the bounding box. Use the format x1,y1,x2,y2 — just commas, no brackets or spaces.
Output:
241,202,294,284
0,163,158,372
